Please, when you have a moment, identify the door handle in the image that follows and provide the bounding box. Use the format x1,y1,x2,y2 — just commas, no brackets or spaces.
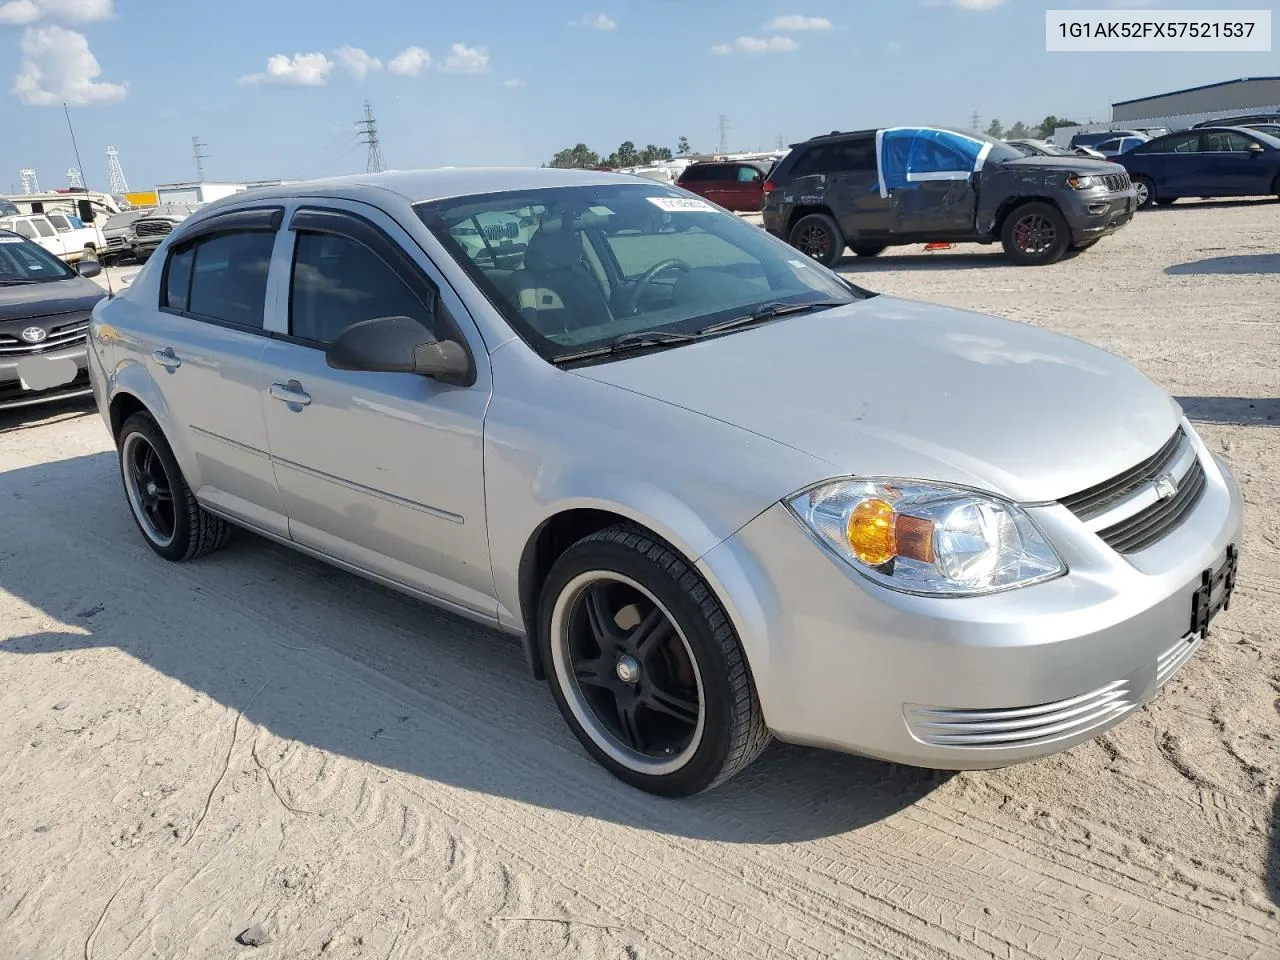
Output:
269,380,311,406
153,347,181,370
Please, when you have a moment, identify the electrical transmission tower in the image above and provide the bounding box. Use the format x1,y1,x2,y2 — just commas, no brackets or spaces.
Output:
969,110,981,131
192,136,208,181
67,167,84,189
775,133,785,151
717,115,730,154
19,169,39,194
106,146,129,196
357,101,385,173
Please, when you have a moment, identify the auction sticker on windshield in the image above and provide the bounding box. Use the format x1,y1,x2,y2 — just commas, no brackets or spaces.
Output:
647,196,716,213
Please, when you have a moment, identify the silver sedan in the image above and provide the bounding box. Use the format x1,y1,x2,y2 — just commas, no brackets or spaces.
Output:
87,168,1243,796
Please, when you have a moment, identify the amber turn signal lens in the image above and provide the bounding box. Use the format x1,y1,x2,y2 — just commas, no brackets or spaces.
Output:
847,498,896,566
847,499,936,567
894,514,936,564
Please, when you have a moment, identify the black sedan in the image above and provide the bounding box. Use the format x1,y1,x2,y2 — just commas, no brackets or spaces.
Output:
1116,126,1280,208
0,229,106,411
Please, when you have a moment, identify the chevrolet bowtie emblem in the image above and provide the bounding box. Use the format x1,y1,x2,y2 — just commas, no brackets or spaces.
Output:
1153,472,1179,501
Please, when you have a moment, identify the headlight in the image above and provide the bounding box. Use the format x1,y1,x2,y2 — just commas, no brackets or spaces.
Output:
786,479,1065,597
1067,175,1105,190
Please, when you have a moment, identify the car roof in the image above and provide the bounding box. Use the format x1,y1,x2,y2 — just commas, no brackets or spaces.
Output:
198,167,632,209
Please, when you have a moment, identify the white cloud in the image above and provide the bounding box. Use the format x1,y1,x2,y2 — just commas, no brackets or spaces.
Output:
502,78,526,89
11,25,125,105
921,0,1004,8
0,0,111,25
766,15,831,31
886,40,902,54
439,42,488,73
570,12,616,30
239,51,333,86
711,35,799,55
387,46,429,76
334,45,381,80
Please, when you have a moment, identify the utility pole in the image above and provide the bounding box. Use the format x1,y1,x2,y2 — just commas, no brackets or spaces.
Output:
357,101,385,173
106,147,129,197
717,114,730,154
192,136,208,181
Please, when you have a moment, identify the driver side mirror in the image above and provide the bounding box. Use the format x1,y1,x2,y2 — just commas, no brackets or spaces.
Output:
325,315,474,387
75,257,102,278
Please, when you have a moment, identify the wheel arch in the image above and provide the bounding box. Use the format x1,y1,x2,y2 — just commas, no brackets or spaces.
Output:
514,499,729,680
990,194,1061,236
106,363,196,480
785,203,838,235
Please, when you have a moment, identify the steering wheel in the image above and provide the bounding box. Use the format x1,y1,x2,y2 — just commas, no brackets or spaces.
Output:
622,258,691,316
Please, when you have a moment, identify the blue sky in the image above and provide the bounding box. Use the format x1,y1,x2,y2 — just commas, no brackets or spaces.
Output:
1,0,1276,193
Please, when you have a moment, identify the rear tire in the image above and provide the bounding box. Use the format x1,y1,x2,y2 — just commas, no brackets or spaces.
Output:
851,243,887,258
117,412,232,562
788,212,845,268
1133,176,1156,209
538,525,770,797
1000,202,1071,266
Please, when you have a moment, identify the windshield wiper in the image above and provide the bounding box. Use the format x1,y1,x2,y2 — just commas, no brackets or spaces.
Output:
0,279,36,286
554,329,701,365
696,299,847,336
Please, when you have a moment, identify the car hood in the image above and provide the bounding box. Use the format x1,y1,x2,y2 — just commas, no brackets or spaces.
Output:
997,156,1127,175
571,297,1179,503
0,275,105,322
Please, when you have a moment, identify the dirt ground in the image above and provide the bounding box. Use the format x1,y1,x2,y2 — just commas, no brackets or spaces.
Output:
1,200,1277,960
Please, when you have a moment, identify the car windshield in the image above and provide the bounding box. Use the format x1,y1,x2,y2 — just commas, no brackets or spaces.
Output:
416,183,863,363
0,234,75,282
105,211,145,230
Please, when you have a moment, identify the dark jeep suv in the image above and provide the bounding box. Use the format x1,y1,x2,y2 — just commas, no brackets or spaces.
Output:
761,127,1138,266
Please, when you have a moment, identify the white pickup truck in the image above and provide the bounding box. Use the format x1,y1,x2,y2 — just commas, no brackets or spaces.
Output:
0,212,105,264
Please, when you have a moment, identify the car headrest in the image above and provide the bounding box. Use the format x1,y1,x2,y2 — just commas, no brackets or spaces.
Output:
524,223,584,272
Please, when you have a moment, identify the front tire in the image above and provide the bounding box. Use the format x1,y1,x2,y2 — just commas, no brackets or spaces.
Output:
118,412,232,561
538,525,770,797
788,212,845,268
1133,176,1156,209
1000,202,1071,265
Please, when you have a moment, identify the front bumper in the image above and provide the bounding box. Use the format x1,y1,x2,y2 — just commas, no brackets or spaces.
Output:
1063,188,1139,241
0,342,91,411
697,439,1244,770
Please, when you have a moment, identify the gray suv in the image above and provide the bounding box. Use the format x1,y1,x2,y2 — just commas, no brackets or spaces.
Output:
761,126,1138,266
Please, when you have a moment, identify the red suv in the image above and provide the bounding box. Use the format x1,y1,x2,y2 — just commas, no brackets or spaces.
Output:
676,161,769,212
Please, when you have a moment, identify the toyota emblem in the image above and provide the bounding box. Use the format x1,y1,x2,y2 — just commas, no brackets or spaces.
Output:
20,326,47,344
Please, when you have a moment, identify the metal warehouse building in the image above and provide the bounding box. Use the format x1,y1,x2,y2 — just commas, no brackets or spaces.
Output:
1112,76,1280,122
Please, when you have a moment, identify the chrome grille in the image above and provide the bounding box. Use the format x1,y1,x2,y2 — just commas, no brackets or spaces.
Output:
1095,458,1206,553
1104,172,1131,192
105,236,128,249
134,220,173,238
0,313,90,355
905,680,1134,748
1061,427,1186,520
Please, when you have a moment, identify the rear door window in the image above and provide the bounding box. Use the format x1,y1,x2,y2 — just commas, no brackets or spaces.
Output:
32,219,55,238
164,230,275,329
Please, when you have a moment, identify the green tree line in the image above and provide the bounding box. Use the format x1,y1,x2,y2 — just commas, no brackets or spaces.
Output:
984,115,1080,140
548,137,692,169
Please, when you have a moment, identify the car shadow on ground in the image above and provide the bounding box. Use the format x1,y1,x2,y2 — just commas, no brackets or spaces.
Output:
1270,790,1280,907
837,251,1014,272
0,397,97,435
1165,254,1280,276
1176,396,1279,427
0,451,944,844
1143,197,1280,213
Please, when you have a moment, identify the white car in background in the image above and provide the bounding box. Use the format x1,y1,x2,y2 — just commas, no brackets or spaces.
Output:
0,213,104,264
